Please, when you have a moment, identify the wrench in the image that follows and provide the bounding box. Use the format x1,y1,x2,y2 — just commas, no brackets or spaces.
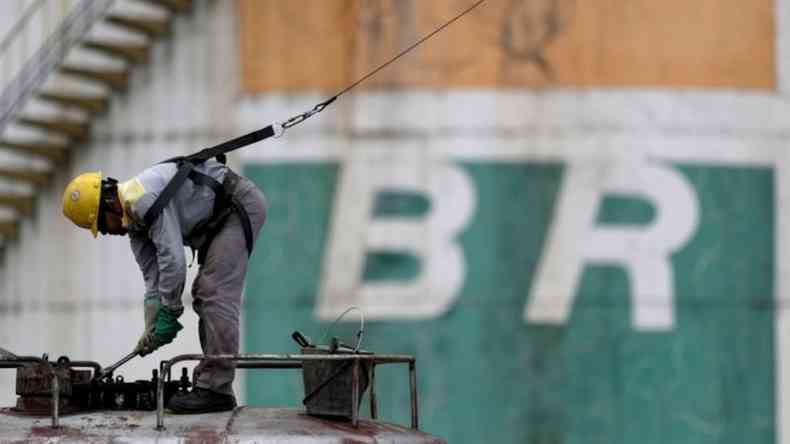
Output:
94,350,138,381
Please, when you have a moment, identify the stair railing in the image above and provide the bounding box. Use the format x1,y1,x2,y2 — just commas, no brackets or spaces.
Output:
0,0,116,137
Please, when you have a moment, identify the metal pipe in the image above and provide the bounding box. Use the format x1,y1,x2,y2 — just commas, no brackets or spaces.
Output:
153,353,419,431
409,361,418,430
0,356,47,365
66,360,102,376
156,361,166,430
165,353,414,366
370,364,378,420
351,359,359,428
236,361,302,369
0,363,27,368
0,0,46,55
51,371,59,428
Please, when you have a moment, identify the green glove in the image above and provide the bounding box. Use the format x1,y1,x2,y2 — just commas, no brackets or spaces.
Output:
138,305,184,356
153,305,184,344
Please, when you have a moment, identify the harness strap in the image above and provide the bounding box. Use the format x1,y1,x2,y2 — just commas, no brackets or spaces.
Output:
185,126,275,164
143,160,255,264
142,122,276,228
187,169,227,219
195,197,254,265
143,160,195,227
232,198,254,256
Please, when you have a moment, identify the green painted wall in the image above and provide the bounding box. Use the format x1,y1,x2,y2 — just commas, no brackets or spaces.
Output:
243,162,774,444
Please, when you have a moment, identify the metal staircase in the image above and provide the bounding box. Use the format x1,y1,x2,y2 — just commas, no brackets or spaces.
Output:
0,0,192,245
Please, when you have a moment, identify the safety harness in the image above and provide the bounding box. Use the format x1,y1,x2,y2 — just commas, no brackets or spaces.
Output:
139,0,486,264
139,95,340,264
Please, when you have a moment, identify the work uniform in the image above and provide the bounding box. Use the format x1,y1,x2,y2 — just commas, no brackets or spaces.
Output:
118,160,267,396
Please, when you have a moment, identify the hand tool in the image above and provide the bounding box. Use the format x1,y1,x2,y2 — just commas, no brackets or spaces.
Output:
94,350,138,381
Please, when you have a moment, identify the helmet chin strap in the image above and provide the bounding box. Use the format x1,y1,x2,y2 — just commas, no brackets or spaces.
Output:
97,178,124,235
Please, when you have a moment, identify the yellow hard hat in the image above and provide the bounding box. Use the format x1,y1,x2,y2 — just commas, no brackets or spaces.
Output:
62,171,103,238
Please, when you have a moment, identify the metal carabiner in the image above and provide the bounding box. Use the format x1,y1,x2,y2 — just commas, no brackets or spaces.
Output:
281,98,336,130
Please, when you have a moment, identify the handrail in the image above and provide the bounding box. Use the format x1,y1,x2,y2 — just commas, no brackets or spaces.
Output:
0,0,116,137
0,0,47,56
0,356,58,427
157,353,419,431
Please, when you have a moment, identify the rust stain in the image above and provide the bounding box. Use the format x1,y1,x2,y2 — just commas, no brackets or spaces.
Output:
499,0,575,79
184,427,223,444
30,426,86,438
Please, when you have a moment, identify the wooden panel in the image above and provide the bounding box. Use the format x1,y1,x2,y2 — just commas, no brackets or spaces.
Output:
239,0,775,91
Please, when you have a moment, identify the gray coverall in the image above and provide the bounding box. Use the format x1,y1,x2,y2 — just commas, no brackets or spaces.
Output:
122,160,267,395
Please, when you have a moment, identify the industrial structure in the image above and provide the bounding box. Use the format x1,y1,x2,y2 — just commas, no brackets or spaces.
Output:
0,0,788,443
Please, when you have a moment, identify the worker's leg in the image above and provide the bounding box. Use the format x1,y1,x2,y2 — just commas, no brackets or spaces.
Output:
191,179,267,396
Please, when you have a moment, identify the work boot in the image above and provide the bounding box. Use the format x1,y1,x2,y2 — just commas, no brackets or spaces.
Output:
168,387,237,414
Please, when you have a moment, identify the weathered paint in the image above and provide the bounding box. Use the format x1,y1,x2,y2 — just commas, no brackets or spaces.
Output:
239,0,776,91
0,407,445,443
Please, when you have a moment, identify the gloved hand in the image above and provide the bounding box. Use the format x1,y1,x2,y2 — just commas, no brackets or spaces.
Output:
135,298,161,354
137,305,184,356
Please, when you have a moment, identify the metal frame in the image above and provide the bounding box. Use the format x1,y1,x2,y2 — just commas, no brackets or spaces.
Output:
1,352,420,432
0,356,103,428
157,353,419,431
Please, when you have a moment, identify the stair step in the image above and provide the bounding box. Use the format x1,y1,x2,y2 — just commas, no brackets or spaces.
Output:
38,92,109,114
82,40,150,64
60,65,129,91
141,0,192,13
17,117,90,141
0,140,69,163
0,220,18,240
0,194,35,217
105,14,169,37
0,168,51,187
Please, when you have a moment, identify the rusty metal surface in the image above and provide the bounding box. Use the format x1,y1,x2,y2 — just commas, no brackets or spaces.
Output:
0,407,447,443
16,366,90,396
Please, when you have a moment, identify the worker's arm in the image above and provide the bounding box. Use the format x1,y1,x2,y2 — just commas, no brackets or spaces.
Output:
147,204,186,309
129,232,162,352
129,230,160,307
129,205,185,355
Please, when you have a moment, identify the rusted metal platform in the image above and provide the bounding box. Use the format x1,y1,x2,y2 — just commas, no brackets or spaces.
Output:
0,407,446,443
0,351,445,443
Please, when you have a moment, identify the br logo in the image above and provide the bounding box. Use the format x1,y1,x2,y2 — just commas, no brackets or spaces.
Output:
314,152,699,332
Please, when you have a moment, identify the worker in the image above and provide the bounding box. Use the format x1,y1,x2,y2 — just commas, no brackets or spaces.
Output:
61,158,267,414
